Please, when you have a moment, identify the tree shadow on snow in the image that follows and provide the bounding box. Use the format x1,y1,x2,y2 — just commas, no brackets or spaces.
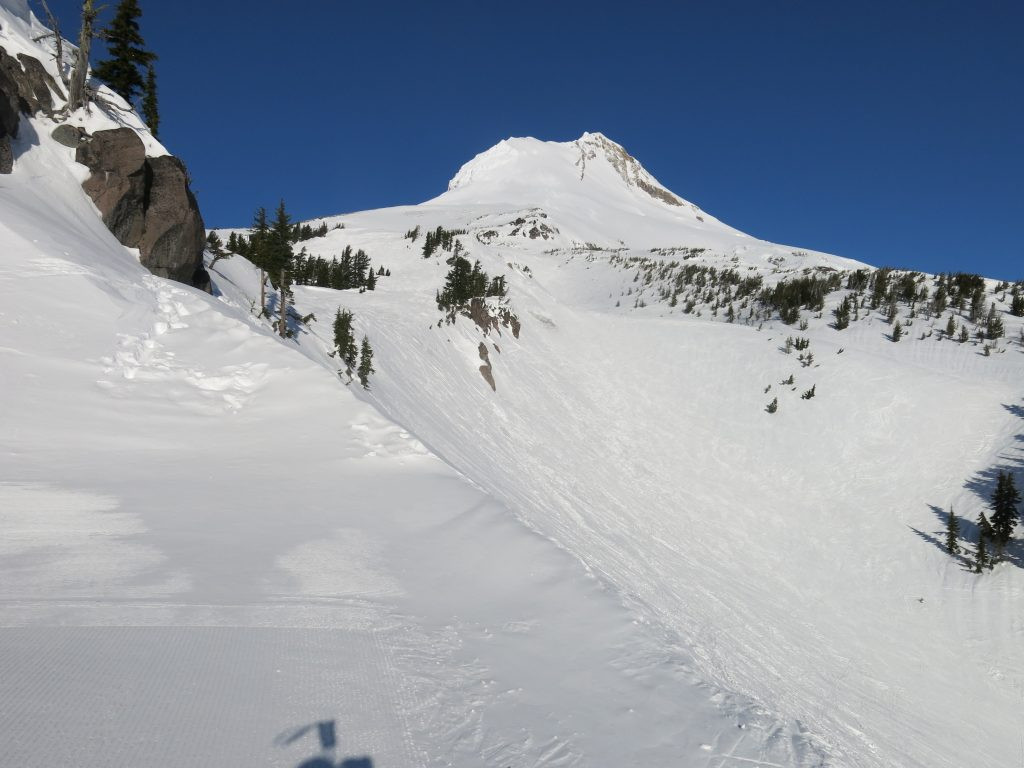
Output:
917,401,1024,570
275,719,374,768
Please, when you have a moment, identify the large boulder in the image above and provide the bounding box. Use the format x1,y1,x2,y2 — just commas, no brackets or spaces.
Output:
139,155,207,284
77,128,147,246
76,128,208,289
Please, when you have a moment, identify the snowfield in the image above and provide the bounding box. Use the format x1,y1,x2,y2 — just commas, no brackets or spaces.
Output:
2,3,1024,767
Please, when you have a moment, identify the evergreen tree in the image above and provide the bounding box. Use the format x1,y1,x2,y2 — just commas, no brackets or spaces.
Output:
365,268,376,290
357,336,374,389
93,0,156,104
141,63,158,136
891,321,902,342
974,512,995,572
833,295,850,330
1010,291,1024,317
332,308,357,372
250,206,269,316
944,506,961,555
266,200,295,338
945,313,956,338
990,470,1020,555
958,325,969,343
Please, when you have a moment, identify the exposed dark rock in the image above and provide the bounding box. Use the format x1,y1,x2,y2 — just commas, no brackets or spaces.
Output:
139,154,206,284
51,124,86,148
478,342,495,391
76,128,207,288
0,46,68,173
464,297,521,339
0,48,60,118
77,128,147,246
0,138,11,174
16,53,63,112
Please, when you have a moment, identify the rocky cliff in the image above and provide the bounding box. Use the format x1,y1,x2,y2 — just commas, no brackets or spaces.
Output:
0,43,208,289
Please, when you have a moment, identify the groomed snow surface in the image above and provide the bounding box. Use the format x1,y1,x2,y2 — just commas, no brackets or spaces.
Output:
3,6,1024,766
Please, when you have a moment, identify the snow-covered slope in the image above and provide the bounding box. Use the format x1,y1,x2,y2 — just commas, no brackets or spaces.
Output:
3,3,1023,764
0,6,834,768
245,133,1024,768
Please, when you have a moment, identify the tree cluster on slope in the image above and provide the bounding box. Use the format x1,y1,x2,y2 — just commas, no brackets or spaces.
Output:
332,308,374,389
436,254,507,311
945,472,1020,572
422,226,467,258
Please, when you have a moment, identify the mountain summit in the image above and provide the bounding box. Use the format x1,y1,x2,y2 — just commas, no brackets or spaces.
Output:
427,131,749,250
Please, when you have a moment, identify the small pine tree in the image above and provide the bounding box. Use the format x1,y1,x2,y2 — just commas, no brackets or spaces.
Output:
332,308,358,373
990,470,1020,556
974,532,987,573
944,506,960,555
92,0,156,104
958,325,969,343
975,512,995,572
766,397,778,414
141,64,158,137
357,336,374,389
945,313,956,338
892,321,903,342
1010,292,1024,317
365,268,376,290
833,296,850,330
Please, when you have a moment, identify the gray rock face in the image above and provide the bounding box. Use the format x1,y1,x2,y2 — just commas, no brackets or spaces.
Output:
0,48,62,118
76,128,208,289
140,155,207,284
51,123,86,148
0,46,65,173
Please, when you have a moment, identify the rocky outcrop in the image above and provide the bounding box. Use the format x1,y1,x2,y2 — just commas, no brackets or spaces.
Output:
0,46,65,173
478,342,496,391
76,128,208,289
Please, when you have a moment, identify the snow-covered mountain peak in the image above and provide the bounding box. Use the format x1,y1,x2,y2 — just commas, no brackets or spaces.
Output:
444,131,686,208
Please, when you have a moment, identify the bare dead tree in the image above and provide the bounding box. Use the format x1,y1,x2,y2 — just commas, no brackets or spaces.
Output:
67,0,99,112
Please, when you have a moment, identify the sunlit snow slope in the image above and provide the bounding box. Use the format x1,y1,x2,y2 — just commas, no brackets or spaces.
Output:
256,131,1024,768
0,5,834,768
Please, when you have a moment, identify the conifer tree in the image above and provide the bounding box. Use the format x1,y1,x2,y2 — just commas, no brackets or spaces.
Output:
990,470,1020,556
250,207,269,316
141,63,158,137
833,296,850,330
944,506,960,555
357,336,374,389
332,308,357,373
974,532,987,573
93,0,156,104
892,321,902,342
365,268,376,290
945,313,956,338
266,200,295,338
974,512,995,572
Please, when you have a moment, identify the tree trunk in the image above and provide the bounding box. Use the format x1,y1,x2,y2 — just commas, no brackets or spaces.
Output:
259,269,266,318
278,267,287,338
68,0,96,111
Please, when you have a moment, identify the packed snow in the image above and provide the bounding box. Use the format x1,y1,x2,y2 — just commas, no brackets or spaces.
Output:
2,3,1023,767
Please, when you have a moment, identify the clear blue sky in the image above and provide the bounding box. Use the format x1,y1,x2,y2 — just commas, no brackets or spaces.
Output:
40,0,1023,279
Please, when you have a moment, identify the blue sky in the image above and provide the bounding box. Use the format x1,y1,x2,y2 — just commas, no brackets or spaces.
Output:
40,0,1023,279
